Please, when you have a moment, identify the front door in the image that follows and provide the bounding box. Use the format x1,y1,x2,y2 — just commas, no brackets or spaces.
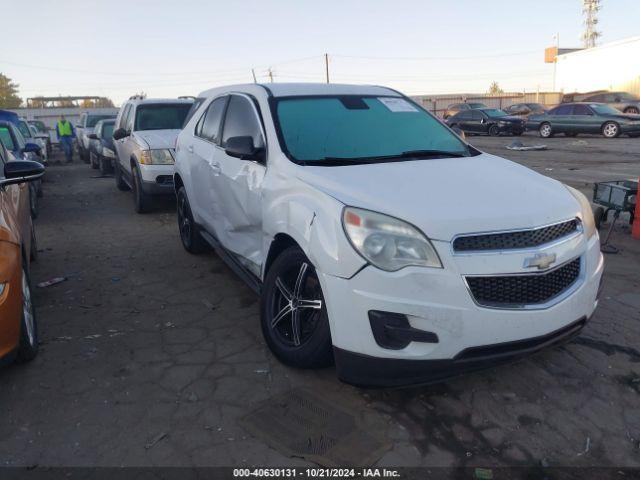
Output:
215,94,267,275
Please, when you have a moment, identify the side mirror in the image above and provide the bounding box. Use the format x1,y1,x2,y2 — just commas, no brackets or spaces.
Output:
112,128,129,140
87,133,98,140
224,136,264,161
23,143,41,154
1,160,45,186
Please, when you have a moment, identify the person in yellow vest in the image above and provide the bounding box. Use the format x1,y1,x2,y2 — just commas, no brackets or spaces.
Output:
56,115,75,163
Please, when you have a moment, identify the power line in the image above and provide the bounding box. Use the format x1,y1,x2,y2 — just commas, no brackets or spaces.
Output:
331,50,541,61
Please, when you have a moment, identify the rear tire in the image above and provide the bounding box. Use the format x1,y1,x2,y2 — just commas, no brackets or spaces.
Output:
177,187,209,253
261,247,333,369
602,121,620,138
15,264,38,363
114,162,130,191
132,166,152,213
539,122,553,138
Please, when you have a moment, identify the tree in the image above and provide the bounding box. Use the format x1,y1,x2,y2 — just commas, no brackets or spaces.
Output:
0,73,22,108
488,81,504,95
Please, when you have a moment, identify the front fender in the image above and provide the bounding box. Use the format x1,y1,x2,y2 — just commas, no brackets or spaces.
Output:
262,175,366,279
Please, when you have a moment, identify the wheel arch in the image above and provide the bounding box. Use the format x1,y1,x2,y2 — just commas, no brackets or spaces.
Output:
263,233,300,278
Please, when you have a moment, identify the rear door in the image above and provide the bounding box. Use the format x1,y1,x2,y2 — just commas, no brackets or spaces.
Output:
469,110,485,133
214,94,267,274
549,105,573,133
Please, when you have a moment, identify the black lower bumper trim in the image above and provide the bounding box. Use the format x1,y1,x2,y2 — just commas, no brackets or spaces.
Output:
334,317,587,388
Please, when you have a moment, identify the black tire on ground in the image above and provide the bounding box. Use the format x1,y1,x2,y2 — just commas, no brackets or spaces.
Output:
488,125,500,136
29,184,38,219
99,156,113,175
29,224,38,262
260,246,333,369
114,162,130,191
602,121,620,138
15,263,39,363
176,186,209,254
593,206,606,230
132,166,152,213
90,152,99,169
539,122,553,138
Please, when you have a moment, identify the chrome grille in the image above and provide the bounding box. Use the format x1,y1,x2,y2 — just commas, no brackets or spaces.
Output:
466,258,581,308
453,219,579,252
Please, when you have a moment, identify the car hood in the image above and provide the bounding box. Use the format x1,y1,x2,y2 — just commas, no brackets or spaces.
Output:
134,129,180,149
295,153,579,241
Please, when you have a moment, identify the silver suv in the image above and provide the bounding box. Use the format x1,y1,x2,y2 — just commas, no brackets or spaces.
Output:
112,97,193,213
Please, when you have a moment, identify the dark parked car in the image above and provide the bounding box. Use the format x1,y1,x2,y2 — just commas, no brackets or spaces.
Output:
526,103,640,138
504,102,548,118
0,121,42,218
87,119,116,174
579,92,640,114
445,108,525,136
443,102,488,119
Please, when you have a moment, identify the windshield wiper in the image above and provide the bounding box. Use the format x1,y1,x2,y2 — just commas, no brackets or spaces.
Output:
312,149,468,166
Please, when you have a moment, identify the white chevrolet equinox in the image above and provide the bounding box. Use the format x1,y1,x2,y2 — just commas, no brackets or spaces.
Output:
174,83,604,387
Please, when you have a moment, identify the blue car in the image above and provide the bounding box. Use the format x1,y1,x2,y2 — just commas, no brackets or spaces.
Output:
0,120,42,218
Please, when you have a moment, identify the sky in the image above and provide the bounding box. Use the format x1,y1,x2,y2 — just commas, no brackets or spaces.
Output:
2,0,639,105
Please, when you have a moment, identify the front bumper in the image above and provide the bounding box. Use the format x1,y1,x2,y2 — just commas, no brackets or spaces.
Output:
139,164,175,195
319,232,603,387
0,244,23,364
498,122,525,134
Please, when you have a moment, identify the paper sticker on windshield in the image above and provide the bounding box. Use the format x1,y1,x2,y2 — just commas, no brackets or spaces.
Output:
378,97,418,112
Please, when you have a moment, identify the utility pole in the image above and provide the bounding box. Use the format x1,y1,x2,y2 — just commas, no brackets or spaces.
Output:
267,68,274,83
251,69,257,83
324,53,330,84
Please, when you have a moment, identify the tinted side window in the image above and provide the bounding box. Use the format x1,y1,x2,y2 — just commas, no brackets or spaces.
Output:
183,97,206,127
470,110,483,120
457,111,472,120
572,105,592,115
221,96,264,148
198,97,227,143
553,105,573,115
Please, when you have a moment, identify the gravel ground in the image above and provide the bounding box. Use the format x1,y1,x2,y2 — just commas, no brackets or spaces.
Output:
0,135,639,469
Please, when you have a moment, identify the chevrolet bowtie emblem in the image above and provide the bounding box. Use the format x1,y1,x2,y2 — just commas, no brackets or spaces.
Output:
524,253,557,270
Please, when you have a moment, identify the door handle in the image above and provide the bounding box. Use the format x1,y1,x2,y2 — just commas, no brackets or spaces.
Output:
187,145,194,153
210,161,221,175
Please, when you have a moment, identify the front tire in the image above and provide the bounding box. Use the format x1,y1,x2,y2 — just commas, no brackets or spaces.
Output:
16,264,38,363
177,187,208,253
114,161,130,191
261,247,333,369
132,166,152,213
602,121,620,138
488,125,500,136
99,156,112,175
90,152,99,169
539,122,553,138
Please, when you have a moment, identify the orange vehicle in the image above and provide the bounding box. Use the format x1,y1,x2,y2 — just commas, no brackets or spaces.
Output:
0,139,44,366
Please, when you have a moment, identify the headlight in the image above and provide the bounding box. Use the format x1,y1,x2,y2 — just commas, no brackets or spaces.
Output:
566,185,597,239
342,207,442,271
139,149,174,165
103,148,115,158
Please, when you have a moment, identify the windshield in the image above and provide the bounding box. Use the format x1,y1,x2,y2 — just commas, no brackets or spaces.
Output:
615,92,638,101
87,115,114,128
29,121,46,132
18,121,32,138
483,109,507,117
0,126,15,151
135,104,192,131
103,123,115,138
590,104,622,115
274,96,469,163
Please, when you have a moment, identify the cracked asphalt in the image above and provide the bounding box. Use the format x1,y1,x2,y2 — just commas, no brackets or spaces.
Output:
0,133,639,468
